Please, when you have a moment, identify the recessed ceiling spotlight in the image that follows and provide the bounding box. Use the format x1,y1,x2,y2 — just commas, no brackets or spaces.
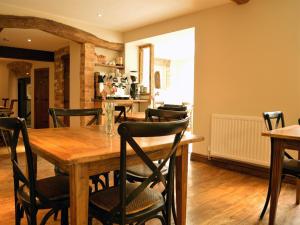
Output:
97,13,102,17
27,38,32,42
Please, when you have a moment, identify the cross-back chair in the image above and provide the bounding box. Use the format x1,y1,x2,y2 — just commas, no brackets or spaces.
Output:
115,106,127,123
0,117,69,225
49,108,101,128
48,108,109,191
2,98,9,107
158,104,187,112
124,109,188,225
260,111,300,219
146,108,188,122
89,118,189,225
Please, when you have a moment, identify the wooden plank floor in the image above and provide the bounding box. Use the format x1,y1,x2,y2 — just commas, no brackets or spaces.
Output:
1,152,300,225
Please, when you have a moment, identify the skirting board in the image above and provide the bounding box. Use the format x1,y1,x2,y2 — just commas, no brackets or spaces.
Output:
190,152,296,185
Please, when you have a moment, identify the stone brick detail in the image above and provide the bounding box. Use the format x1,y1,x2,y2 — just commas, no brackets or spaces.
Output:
80,43,96,125
54,46,69,108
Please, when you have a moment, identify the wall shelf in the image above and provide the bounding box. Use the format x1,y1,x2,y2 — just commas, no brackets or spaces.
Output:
94,63,124,69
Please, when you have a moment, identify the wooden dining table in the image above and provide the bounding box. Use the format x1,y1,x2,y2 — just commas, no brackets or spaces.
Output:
28,125,203,225
262,125,300,225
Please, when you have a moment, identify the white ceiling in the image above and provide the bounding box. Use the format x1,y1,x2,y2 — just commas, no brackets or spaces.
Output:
0,28,69,51
0,0,231,32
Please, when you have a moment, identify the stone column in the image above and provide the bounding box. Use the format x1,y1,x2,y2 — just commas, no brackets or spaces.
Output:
80,43,96,125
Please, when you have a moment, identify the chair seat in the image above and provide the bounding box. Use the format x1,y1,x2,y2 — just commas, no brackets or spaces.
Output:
18,175,69,206
127,162,168,179
283,159,300,176
90,183,164,215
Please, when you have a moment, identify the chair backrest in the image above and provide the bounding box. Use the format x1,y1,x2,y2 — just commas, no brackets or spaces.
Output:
263,111,293,159
145,108,188,122
0,117,38,205
9,99,18,111
158,104,187,111
48,108,102,127
2,98,9,107
262,111,285,131
116,118,189,223
115,106,126,123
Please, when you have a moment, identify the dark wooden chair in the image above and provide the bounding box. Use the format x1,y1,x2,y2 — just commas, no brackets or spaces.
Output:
9,99,18,110
115,106,127,123
125,108,188,225
0,117,69,225
260,111,300,219
89,118,189,225
158,104,187,111
48,108,109,191
49,108,101,128
145,108,188,122
2,98,9,107
0,99,17,117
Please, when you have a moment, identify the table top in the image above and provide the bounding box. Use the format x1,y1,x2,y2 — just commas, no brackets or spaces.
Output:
126,112,146,121
28,125,203,165
262,125,300,140
95,99,150,104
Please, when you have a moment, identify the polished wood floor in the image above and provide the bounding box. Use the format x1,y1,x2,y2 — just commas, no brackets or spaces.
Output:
1,151,300,225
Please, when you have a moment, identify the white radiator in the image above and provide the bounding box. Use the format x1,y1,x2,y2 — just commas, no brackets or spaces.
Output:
210,114,270,166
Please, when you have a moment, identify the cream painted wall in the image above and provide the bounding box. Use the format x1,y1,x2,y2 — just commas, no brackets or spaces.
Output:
0,3,123,43
124,0,300,155
69,41,81,127
0,62,9,101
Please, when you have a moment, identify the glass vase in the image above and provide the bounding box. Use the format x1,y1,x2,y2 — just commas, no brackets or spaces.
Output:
105,101,115,135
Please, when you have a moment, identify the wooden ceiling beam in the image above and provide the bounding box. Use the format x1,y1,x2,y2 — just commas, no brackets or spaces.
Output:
231,0,250,4
0,15,124,51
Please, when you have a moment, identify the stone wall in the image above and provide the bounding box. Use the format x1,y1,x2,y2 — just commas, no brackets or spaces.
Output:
80,43,96,125
54,46,69,108
80,43,95,109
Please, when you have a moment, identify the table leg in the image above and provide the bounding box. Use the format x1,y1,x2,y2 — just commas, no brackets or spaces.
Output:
176,144,188,225
269,139,284,225
297,152,300,204
69,164,89,225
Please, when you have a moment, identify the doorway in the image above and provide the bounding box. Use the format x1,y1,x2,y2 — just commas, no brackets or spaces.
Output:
34,68,49,128
18,77,31,126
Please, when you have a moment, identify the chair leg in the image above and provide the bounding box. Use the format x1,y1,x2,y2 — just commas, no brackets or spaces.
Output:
88,216,93,225
114,170,119,187
172,192,178,225
259,183,271,220
15,202,22,225
260,147,274,220
296,178,300,205
40,209,55,225
53,209,59,221
25,208,37,225
104,172,110,189
61,207,69,225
